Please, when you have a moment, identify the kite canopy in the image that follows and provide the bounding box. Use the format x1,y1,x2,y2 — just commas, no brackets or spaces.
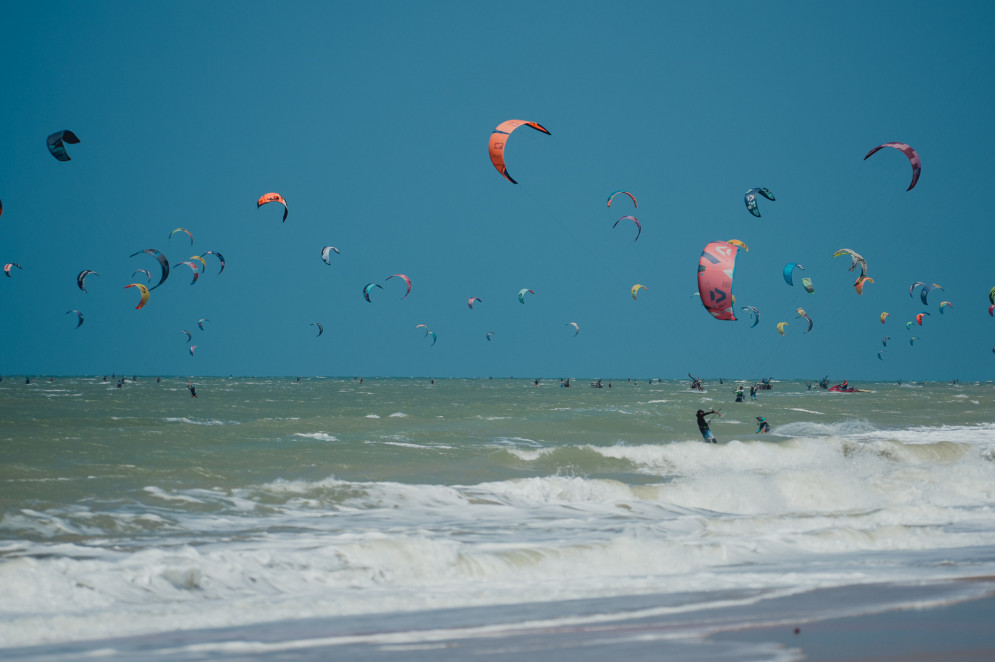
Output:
363,282,382,302
776,322,788,336
864,142,921,191
125,283,150,310
518,288,535,304
468,296,483,309
170,228,193,244
130,249,170,290
880,312,890,324
488,119,550,184
386,273,412,299
201,250,225,274
744,187,774,217
612,215,641,241
76,269,99,293
782,262,804,286
697,241,739,321
46,130,80,161
66,309,84,329
741,306,759,328
920,283,943,305
321,246,339,265
606,191,637,208
257,193,288,221
631,284,647,300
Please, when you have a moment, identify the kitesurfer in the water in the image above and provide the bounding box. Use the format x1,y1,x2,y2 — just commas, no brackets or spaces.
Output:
734,386,745,402
696,409,720,443
187,382,197,398
755,416,770,434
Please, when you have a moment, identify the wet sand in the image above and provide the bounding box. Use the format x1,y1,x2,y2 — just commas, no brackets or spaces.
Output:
710,582,995,661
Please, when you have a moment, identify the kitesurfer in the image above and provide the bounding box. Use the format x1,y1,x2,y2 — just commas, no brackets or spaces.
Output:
187,382,197,398
734,386,745,402
755,416,770,434
696,409,720,443
750,384,758,401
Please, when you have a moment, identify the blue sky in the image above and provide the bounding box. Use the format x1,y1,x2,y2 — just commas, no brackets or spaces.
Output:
2,1,993,380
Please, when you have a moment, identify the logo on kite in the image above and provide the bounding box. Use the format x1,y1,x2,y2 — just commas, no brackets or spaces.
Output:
488,120,550,184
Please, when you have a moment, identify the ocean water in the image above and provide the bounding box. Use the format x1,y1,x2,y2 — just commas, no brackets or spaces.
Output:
2,377,995,660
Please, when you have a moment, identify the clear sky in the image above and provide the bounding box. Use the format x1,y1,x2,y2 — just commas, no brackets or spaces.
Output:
2,1,993,380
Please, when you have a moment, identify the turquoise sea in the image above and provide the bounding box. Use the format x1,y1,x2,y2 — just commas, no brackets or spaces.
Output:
2,377,995,660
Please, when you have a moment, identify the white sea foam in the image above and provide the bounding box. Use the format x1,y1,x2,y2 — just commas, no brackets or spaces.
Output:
293,432,338,442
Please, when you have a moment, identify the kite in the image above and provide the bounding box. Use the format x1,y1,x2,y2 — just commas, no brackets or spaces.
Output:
613,215,641,241
631,284,647,300
181,330,192,341
989,304,994,317
776,322,789,335
697,241,739,321
910,336,919,346
198,318,209,330
920,283,943,305
189,346,197,356
130,249,169,290
607,191,637,208
66,309,84,329
46,130,80,161
188,255,207,271
518,288,535,304
76,269,99,293
990,286,995,305
486,331,496,341
363,282,382,302
916,311,931,326
468,296,483,309
257,192,288,221
795,307,813,333
864,142,922,191
744,187,775,217
488,119,550,184
740,306,759,328
170,228,193,245
311,322,324,337
939,301,953,314
178,261,200,284
321,246,339,265
4,263,22,277
564,322,580,336
125,283,150,309
0,198,3,218
727,239,749,252
801,277,814,293
909,281,926,298
833,248,867,278
882,336,890,347
201,251,226,274
854,275,874,295
386,273,412,299
782,263,805,286
878,350,885,361
880,312,890,324
416,325,436,345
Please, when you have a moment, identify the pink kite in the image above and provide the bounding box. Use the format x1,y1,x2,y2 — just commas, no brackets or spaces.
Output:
697,242,739,321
